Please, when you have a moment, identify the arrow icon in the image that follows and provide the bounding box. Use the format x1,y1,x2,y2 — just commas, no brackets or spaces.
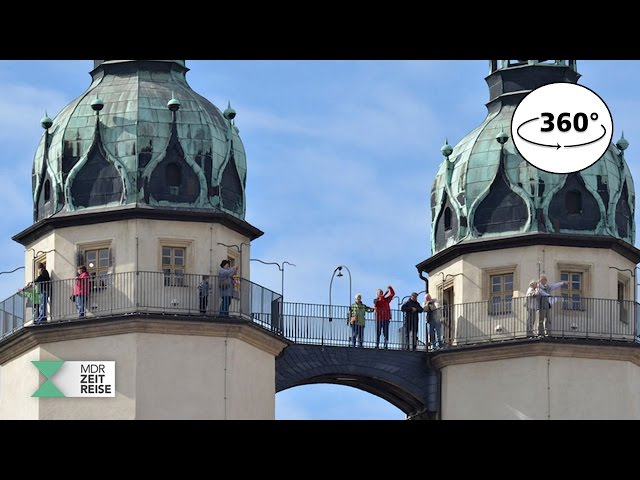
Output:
516,117,561,149
565,124,607,148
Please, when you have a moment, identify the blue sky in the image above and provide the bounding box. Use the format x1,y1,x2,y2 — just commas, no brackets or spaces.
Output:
1,60,639,420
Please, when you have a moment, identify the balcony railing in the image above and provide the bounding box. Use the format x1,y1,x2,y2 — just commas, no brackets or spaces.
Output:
0,271,282,340
1,276,639,351
278,296,640,349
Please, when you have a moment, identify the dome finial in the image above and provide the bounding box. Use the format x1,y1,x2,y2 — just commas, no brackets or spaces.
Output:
616,131,629,152
40,111,53,130
441,138,453,158
223,101,236,120
167,91,180,111
90,96,104,112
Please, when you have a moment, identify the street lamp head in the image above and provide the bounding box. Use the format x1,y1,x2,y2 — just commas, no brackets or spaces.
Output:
336,270,343,278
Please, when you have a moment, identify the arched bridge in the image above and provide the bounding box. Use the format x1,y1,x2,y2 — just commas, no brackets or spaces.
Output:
276,344,439,419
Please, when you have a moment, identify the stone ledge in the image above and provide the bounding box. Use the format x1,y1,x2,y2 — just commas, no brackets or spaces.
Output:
0,315,289,365
429,339,640,369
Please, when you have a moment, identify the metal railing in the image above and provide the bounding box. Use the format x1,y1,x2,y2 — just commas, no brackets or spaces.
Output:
2,279,639,351
278,296,640,350
0,271,282,340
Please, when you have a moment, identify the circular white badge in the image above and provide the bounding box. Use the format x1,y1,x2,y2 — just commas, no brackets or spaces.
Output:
511,83,613,174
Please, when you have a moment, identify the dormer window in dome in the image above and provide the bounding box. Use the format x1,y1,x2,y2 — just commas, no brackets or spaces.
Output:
166,163,182,195
44,180,51,203
434,191,458,251
444,208,452,231
548,173,599,232
149,123,200,205
566,190,582,214
473,155,528,235
220,144,244,215
68,124,125,209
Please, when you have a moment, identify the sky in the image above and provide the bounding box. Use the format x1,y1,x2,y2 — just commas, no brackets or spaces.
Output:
1,60,639,420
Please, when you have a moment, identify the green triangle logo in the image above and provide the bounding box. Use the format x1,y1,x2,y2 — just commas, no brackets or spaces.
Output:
32,361,65,397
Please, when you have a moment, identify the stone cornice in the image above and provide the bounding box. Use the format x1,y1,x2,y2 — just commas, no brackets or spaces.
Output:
12,206,264,246
0,315,289,365
429,339,640,369
417,233,640,273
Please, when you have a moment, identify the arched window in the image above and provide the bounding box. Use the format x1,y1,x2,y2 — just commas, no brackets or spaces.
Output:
166,163,181,187
444,207,452,231
566,190,581,214
44,179,51,203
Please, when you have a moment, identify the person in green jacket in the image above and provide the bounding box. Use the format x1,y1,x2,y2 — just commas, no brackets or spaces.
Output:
349,293,374,348
18,285,39,323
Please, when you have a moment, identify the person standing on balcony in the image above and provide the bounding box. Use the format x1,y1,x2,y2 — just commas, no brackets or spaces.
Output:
374,285,395,349
537,275,567,336
218,260,238,316
402,292,423,351
33,262,51,324
18,284,39,323
525,280,539,337
424,294,443,350
74,265,90,318
350,293,374,348
198,275,210,315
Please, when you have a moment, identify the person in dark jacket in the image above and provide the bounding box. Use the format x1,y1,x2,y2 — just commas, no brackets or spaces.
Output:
401,292,423,351
33,262,51,324
198,275,210,314
218,260,238,316
374,285,395,349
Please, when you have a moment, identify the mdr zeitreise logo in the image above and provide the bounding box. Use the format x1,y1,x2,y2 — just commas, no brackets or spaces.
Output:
32,361,115,398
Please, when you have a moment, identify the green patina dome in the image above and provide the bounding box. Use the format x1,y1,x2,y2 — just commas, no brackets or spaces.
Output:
32,60,247,222
431,60,635,255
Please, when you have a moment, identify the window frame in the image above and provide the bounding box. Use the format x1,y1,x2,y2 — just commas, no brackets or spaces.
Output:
77,240,113,291
556,263,591,312
560,270,583,311
483,265,517,316
159,238,193,287
162,246,186,287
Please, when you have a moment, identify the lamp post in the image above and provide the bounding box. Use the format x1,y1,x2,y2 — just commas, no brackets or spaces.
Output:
249,258,296,301
329,265,352,322
327,265,352,347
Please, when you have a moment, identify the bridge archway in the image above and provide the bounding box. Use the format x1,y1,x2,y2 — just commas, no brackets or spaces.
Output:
277,384,404,419
276,344,439,419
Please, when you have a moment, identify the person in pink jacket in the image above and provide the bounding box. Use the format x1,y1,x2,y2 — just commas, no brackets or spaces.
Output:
74,265,91,318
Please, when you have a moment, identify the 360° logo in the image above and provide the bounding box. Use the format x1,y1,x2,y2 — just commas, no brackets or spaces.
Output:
511,83,613,174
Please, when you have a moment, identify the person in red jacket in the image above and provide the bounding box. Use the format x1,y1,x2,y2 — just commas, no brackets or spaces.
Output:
374,285,395,349
74,265,91,318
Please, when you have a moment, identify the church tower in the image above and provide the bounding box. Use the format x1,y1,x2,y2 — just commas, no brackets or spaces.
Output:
418,60,640,419
0,60,286,419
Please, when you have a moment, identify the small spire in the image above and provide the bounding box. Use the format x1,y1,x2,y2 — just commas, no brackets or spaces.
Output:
167,91,180,112
441,138,453,158
223,100,236,120
90,96,104,112
616,131,629,152
496,131,509,145
40,111,53,130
